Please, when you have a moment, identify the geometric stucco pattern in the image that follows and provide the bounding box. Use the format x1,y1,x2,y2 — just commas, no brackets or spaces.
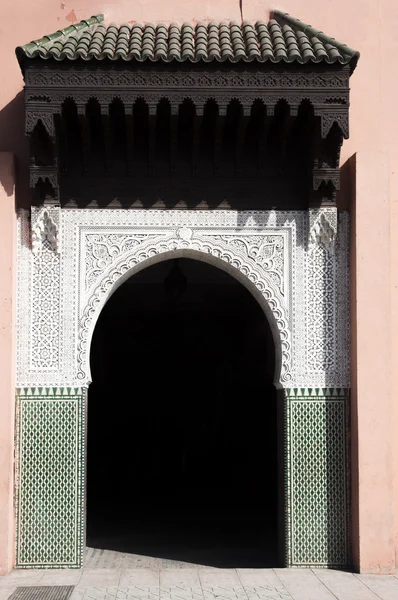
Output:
15,208,350,568
15,388,85,568
31,206,61,372
301,211,349,388
30,248,60,370
16,208,350,389
78,224,292,384
285,388,349,567
306,245,336,375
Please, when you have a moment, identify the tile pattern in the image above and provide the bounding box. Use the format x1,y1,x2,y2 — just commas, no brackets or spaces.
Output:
3,568,398,600
285,389,348,566
275,569,336,599
15,389,85,568
85,549,202,570
16,12,359,69
70,589,118,600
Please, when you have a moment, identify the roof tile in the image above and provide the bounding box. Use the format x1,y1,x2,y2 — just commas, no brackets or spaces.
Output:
16,11,359,73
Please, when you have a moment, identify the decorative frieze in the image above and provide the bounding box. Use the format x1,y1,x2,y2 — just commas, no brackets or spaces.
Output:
25,68,351,92
24,66,350,207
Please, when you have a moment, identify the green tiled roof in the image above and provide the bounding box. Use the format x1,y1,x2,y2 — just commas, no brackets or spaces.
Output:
16,11,359,72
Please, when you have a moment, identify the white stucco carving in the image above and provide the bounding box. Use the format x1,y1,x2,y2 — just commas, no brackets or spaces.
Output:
32,208,58,254
16,208,350,389
309,206,338,254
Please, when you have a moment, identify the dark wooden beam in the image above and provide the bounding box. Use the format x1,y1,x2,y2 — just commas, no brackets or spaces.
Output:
170,109,178,175
192,108,203,175
214,104,226,175
125,104,134,175
77,105,90,174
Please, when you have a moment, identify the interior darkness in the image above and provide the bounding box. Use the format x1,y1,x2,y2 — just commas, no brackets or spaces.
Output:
87,258,278,567
33,92,327,209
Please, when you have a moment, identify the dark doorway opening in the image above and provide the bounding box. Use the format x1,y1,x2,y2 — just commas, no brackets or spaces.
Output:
87,258,278,567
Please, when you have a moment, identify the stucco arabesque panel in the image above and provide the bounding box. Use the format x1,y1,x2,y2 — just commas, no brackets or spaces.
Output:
16,211,32,386
302,211,350,389
75,210,296,386
17,209,349,389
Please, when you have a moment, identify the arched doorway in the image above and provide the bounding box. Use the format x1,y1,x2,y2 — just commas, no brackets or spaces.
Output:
87,257,279,567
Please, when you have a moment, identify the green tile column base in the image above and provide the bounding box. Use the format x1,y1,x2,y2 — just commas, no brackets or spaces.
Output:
284,387,350,568
15,387,86,569
15,385,350,569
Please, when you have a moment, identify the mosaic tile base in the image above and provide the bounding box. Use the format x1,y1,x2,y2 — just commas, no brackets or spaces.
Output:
15,388,85,569
14,385,349,569
285,388,349,567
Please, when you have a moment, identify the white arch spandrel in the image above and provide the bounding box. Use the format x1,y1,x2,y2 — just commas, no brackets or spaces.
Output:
77,232,292,387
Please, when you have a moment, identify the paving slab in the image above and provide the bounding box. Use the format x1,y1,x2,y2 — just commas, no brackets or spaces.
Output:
160,570,201,586
40,571,83,586
85,550,125,570
160,586,204,600
85,549,199,571
117,587,160,600
69,587,118,600
0,572,44,588
79,570,121,587
118,569,160,587
355,574,398,600
0,590,16,600
236,569,291,600
198,570,241,587
313,570,379,600
2,568,398,600
274,569,336,600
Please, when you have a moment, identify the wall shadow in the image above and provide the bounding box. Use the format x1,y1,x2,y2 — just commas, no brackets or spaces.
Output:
0,91,30,207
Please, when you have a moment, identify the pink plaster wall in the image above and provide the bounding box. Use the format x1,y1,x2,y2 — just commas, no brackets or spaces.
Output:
0,0,397,573
0,154,16,575
350,152,394,573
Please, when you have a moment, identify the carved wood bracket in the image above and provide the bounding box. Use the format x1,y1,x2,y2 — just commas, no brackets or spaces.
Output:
24,63,352,208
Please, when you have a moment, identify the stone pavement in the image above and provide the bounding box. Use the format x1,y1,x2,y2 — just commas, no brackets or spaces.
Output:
2,566,398,600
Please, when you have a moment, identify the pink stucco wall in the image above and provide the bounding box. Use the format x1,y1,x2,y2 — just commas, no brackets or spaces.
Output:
350,152,394,573
0,0,397,573
0,154,15,576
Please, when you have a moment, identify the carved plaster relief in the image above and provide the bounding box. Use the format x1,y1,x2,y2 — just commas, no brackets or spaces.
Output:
17,208,349,389
309,206,338,255
30,207,61,372
73,210,296,385
32,208,58,254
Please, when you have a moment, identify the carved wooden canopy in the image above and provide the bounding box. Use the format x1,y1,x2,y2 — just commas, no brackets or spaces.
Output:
16,11,359,210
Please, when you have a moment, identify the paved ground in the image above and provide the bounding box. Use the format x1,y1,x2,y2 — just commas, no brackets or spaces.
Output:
1,550,398,600
2,566,398,600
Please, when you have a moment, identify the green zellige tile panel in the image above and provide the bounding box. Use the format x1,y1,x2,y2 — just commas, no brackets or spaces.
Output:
287,391,348,566
16,392,84,568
